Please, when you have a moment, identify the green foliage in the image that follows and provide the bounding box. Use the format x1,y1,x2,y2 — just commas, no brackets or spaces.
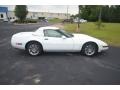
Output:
79,5,99,21
95,6,104,30
14,19,37,23
95,19,104,30
79,5,120,23
48,18,63,23
14,5,28,21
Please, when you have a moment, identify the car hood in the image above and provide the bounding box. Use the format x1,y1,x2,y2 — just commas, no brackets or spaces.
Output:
72,33,108,46
73,33,97,40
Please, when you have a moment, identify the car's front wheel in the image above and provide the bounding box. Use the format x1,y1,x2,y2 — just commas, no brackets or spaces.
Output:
26,42,42,56
82,42,98,56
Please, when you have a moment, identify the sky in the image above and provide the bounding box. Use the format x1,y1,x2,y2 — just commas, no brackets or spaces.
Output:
0,5,78,15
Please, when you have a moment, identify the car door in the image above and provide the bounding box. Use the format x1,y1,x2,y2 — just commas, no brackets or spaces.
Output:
43,29,74,51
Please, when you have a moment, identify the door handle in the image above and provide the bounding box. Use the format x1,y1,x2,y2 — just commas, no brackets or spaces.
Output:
44,38,48,40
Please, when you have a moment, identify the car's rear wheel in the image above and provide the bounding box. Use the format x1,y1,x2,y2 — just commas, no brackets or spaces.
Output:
26,42,42,56
82,42,98,56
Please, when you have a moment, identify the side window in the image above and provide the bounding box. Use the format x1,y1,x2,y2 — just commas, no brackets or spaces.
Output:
44,29,63,37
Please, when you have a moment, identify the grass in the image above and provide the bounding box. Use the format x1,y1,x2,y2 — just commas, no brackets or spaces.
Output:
48,18,63,23
64,22,120,47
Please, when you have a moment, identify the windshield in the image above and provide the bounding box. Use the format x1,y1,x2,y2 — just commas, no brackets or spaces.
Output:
58,29,73,38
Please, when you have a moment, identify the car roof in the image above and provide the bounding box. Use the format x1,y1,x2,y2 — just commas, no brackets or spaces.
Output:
35,26,60,33
38,26,59,30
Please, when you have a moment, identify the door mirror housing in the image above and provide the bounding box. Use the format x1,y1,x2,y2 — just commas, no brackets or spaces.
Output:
62,36,66,39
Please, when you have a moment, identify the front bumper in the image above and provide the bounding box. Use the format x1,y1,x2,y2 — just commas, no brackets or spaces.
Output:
98,45,109,52
102,46,109,51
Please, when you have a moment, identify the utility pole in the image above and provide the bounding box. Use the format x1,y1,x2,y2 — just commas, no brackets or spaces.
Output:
6,12,9,22
77,5,81,32
67,5,69,19
98,6,102,30
98,6,102,22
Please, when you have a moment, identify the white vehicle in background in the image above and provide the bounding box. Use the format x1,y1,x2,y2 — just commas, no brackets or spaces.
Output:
80,19,87,23
74,18,87,23
3,18,8,22
11,27,108,56
2,18,16,22
9,19,16,23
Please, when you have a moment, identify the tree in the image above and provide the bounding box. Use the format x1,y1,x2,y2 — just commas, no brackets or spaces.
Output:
76,5,81,32
101,6,108,22
80,5,99,21
95,6,104,30
79,5,120,23
109,5,120,23
81,5,91,20
14,5,28,22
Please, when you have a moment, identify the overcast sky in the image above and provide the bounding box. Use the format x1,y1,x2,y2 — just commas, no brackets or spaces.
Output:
0,5,78,15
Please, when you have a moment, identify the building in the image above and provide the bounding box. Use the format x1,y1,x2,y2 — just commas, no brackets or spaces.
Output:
8,11,70,20
0,7,70,22
0,7,9,21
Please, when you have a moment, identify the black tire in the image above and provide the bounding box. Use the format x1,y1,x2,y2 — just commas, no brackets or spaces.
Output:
81,42,98,56
26,42,43,56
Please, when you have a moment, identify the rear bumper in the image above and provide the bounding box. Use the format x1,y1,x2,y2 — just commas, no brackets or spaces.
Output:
11,36,25,50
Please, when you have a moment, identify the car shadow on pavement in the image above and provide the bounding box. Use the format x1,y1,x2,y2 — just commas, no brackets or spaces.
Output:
15,49,108,58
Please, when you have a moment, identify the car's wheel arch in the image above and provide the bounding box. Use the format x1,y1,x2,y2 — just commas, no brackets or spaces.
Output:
25,40,43,51
81,41,99,53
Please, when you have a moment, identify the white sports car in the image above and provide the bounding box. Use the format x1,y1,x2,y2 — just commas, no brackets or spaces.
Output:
11,26,109,56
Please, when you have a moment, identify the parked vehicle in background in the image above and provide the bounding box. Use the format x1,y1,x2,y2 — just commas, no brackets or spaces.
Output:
74,19,87,23
62,19,73,23
38,17,48,22
9,18,16,23
80,19,87,23
3,18,8,22
0,18,16,23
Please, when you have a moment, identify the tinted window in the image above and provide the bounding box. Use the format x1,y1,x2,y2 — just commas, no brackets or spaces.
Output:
44,29,63,37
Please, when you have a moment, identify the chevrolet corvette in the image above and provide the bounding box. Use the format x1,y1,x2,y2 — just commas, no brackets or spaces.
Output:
11,26,108,56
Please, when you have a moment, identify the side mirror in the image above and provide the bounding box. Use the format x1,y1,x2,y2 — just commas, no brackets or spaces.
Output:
62,36,66,39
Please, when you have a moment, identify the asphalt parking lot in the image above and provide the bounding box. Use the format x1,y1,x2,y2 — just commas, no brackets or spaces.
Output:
0,22,120,85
